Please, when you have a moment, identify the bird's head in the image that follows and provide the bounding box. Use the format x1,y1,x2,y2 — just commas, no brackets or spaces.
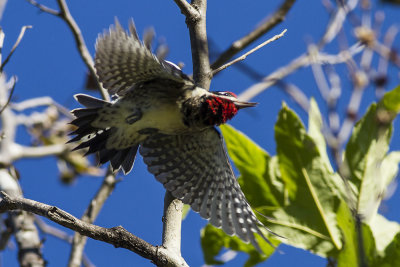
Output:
201,91,257,126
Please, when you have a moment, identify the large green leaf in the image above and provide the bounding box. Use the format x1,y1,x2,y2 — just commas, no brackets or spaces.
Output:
343,104,393,221
344,85,400,222
201,225,278,267
336,201,377,267
308,98,347,200
308,98,332,172
369,214,400,253
274,104,342,256
372,232,400,267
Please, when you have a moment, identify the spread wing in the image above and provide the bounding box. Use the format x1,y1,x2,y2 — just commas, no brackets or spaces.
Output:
95,19,192,95
139,128,273,250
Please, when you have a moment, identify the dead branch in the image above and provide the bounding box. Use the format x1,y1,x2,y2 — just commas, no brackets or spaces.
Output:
0,191,189,267
26,0,109,101
68,169,118,267
212,29,287,76
211,0,297,71
0,26,32,73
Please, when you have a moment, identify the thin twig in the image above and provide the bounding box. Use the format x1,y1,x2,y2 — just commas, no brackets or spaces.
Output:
35,216,72,243
56,0,109,101
212,29,287,76
238,43,364,102
25,0,59,15
211,0,296,71
26,0,109,101
0,76,16,115
0,27,5,65
0,191,188,267
11,96,72,118
0,26,32,73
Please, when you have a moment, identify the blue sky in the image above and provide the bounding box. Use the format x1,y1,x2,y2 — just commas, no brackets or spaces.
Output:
2,0,400,266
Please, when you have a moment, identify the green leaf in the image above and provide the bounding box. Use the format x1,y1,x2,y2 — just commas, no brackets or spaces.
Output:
373,232,400,267
381,85,400,113
336,201,358,267
201,224,278,266
274,104,342,256
336,201,377,267
343,103,396,221
308,98,332,172
369,214,400,252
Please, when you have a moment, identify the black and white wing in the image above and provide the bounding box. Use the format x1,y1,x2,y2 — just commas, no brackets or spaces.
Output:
139,128,274,250
95,19,191,95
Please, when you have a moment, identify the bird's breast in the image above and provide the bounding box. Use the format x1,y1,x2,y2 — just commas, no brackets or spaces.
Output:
138,102,188,134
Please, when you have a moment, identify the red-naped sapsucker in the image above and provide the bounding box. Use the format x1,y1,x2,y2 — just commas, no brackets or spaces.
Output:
69,20,277,251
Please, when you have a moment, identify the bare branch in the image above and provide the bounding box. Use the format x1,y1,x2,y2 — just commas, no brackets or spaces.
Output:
35,216,72,243
35,216,96,267
56,0,109,101
11,96,72,118
25,0,59,15
68,169,118,267
0,26,32,73
0,192,188,267
318,0,359,47
26,0,110,101
0,76,16,115
7,143,68,161
211,0,296,70
184,0,211,89
0,171,45,267
238,43,364,101
212,29,287,76
173,0,200,18
162,192,183,255
277,82,309,112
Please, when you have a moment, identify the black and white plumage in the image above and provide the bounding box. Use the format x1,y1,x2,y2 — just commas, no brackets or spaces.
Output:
69,19,275,250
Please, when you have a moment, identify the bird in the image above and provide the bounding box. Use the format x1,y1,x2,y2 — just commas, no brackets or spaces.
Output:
69,19,276,251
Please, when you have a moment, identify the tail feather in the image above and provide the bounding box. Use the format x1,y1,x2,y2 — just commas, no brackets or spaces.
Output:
74,94,108,108
69,94,138,174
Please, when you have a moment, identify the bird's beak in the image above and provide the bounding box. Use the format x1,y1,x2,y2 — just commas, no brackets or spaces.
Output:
233,100,258,109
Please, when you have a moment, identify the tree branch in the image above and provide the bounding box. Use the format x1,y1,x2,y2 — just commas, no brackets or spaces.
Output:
35,216,96,267
183,0,211,89
238,43,364,101
211,0,296,71
0,192,188,267
26,0,109,101
0,26,32,73
0,76,16,115
162,191,183,255
5,143,69,162
0,170,45,267
212,29,287,76
68,169,118,267
173,0,200,18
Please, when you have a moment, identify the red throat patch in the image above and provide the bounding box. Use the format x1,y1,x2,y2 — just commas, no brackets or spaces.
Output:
204,96,238,125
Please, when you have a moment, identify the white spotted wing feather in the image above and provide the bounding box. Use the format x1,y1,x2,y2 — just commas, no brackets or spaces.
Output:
140,128,273,250
95,19,188,95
